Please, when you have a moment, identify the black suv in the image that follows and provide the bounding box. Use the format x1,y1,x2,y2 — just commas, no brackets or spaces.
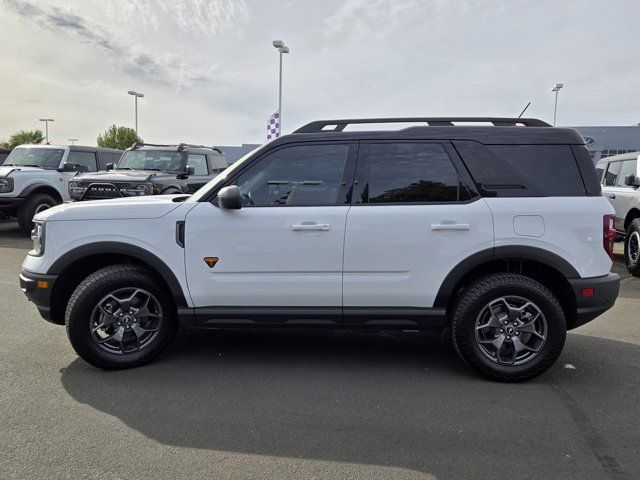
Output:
69,143,228,200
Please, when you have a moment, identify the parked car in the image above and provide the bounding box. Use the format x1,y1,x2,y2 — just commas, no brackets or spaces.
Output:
596,152,640,276
0,147,11,164
68,142,229,201
0,144,121,233
20,117,619,381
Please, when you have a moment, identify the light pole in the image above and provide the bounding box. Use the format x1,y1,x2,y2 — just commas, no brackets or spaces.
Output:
127,90,144,136
38,118,54,144
68,138,78,145
272,40,290,132
551,83,563,126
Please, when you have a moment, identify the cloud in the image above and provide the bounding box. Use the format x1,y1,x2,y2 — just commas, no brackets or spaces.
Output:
2,0,234,89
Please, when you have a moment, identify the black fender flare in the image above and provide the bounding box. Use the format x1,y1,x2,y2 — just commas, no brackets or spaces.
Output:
47,241,188,307
433,246,580,308
18,183,63,202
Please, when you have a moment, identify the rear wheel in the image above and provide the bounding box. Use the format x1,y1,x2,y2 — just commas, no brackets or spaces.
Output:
65,264,178,369
451,273,566,382
624,218,640,277
17,193,57,234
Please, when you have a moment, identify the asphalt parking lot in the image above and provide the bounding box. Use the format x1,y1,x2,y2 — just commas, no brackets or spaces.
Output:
0,219,638,480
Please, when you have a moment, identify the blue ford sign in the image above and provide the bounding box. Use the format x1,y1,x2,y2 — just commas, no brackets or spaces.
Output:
583,136,596,145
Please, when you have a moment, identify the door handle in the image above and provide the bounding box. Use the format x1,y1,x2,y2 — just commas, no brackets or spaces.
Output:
291,223,331,231
608,194,616,199
430,223,470,231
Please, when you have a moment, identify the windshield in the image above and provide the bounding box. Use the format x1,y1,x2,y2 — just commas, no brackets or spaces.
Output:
187,145,265,202
117,150,185,172
3,147,65,169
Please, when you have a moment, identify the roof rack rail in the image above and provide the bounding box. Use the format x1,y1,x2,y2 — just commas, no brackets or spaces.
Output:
293,117,551,133
130,142,222,154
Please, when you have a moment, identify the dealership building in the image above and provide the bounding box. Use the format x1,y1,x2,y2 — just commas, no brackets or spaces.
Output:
571,125,640,163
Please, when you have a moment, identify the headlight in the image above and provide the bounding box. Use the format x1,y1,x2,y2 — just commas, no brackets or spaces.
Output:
124,184,149,196
68,181,87,197
0,177,14,193
29,221,45,257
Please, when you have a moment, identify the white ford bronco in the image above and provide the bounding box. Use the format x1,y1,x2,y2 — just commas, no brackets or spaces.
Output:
20,118,620,381
0,144,121,233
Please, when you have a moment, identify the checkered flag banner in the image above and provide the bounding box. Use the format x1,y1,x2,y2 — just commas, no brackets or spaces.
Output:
266,111,281,141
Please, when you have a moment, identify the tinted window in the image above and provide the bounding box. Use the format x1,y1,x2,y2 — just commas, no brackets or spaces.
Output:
605,161,621,186
616,159,637,187
235,144,349,206
68,151,97,172
488,145,585,196
188,154,208,175
365,143,458,203
208,154,228,172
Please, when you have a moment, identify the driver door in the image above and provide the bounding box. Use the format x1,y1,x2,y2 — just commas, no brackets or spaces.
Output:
183,142,357,326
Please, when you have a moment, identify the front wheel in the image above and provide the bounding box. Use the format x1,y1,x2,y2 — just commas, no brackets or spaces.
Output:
624,219,640,277
17,193,57,234
65,265,178,369
451,273,566,382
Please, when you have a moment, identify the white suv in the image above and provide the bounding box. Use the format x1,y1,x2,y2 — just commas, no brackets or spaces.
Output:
19,118,620,381
0,144,121,233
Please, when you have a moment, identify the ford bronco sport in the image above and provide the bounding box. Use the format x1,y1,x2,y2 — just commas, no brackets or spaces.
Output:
0,144,121,233
68,142,228,201
596,152,640,276
20,118,620,381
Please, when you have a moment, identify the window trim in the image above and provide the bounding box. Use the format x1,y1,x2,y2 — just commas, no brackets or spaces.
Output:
351,140,479,206
212,140,359,207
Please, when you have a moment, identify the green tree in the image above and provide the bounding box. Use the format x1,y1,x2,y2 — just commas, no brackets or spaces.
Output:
0,129,45,149
97,125,142,150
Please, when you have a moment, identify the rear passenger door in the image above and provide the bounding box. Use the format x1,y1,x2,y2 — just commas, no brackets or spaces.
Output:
608,159,638,231
342,142,494,326
601,160,626,231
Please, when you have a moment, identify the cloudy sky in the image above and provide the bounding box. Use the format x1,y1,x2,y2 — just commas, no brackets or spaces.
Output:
1,0,639,146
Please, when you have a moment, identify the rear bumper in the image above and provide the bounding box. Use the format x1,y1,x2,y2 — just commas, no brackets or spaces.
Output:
568,273,620,329
20,270,59,324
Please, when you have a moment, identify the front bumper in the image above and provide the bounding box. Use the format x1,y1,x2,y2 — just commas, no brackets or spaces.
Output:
568,273,620,329
20,269,59,324
0,196,24,211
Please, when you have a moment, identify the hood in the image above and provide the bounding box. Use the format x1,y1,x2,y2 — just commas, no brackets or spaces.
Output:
73,170,160,183
0,165,48,176
35,194,188,222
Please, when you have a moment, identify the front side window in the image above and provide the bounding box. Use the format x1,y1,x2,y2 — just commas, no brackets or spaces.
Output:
188,154,208,175
117,150,185,172
3,147,65,169
364,143,459,203
595,164,606,184
68,151,97,172
605,161,621,186
616,159,638,187
234,144,349,206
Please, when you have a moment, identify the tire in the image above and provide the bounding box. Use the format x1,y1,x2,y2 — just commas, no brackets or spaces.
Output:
624,218,640,277
451,273,566,382
65,264,178,370
17,193,58,234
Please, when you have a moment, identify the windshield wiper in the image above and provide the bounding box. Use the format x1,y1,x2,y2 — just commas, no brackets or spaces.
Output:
22,164,44,168
116,167,133,170
3,163,16,166
143,168,162,171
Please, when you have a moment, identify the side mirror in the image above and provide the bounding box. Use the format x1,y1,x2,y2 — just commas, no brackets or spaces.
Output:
57,162,78,172
216,185,242,210
185,165,195,176
106,163,115,170
624,174,640,187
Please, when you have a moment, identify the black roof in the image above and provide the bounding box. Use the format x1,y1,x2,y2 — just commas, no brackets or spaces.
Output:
275,117,586,146
130,142,223,155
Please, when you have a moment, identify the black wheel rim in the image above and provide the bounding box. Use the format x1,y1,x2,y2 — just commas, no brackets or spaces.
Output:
90,288,163,355
474,296,547,366
629,231,639,266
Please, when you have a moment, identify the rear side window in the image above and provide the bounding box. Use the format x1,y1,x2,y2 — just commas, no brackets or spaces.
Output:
604,161,621,186
364,143,459,203
454,142,586,197
488,145,585,196
68,151,98,172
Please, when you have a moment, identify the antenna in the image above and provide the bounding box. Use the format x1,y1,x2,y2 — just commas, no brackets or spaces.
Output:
518,102,531,118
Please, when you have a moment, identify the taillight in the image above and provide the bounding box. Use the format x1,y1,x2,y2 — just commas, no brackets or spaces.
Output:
603,214,616,260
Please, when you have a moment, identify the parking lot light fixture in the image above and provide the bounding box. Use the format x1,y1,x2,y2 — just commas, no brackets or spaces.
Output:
127,90,145,136
272,40,290,132
551,83,564,126
68,138,78,145
38,118,54,144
